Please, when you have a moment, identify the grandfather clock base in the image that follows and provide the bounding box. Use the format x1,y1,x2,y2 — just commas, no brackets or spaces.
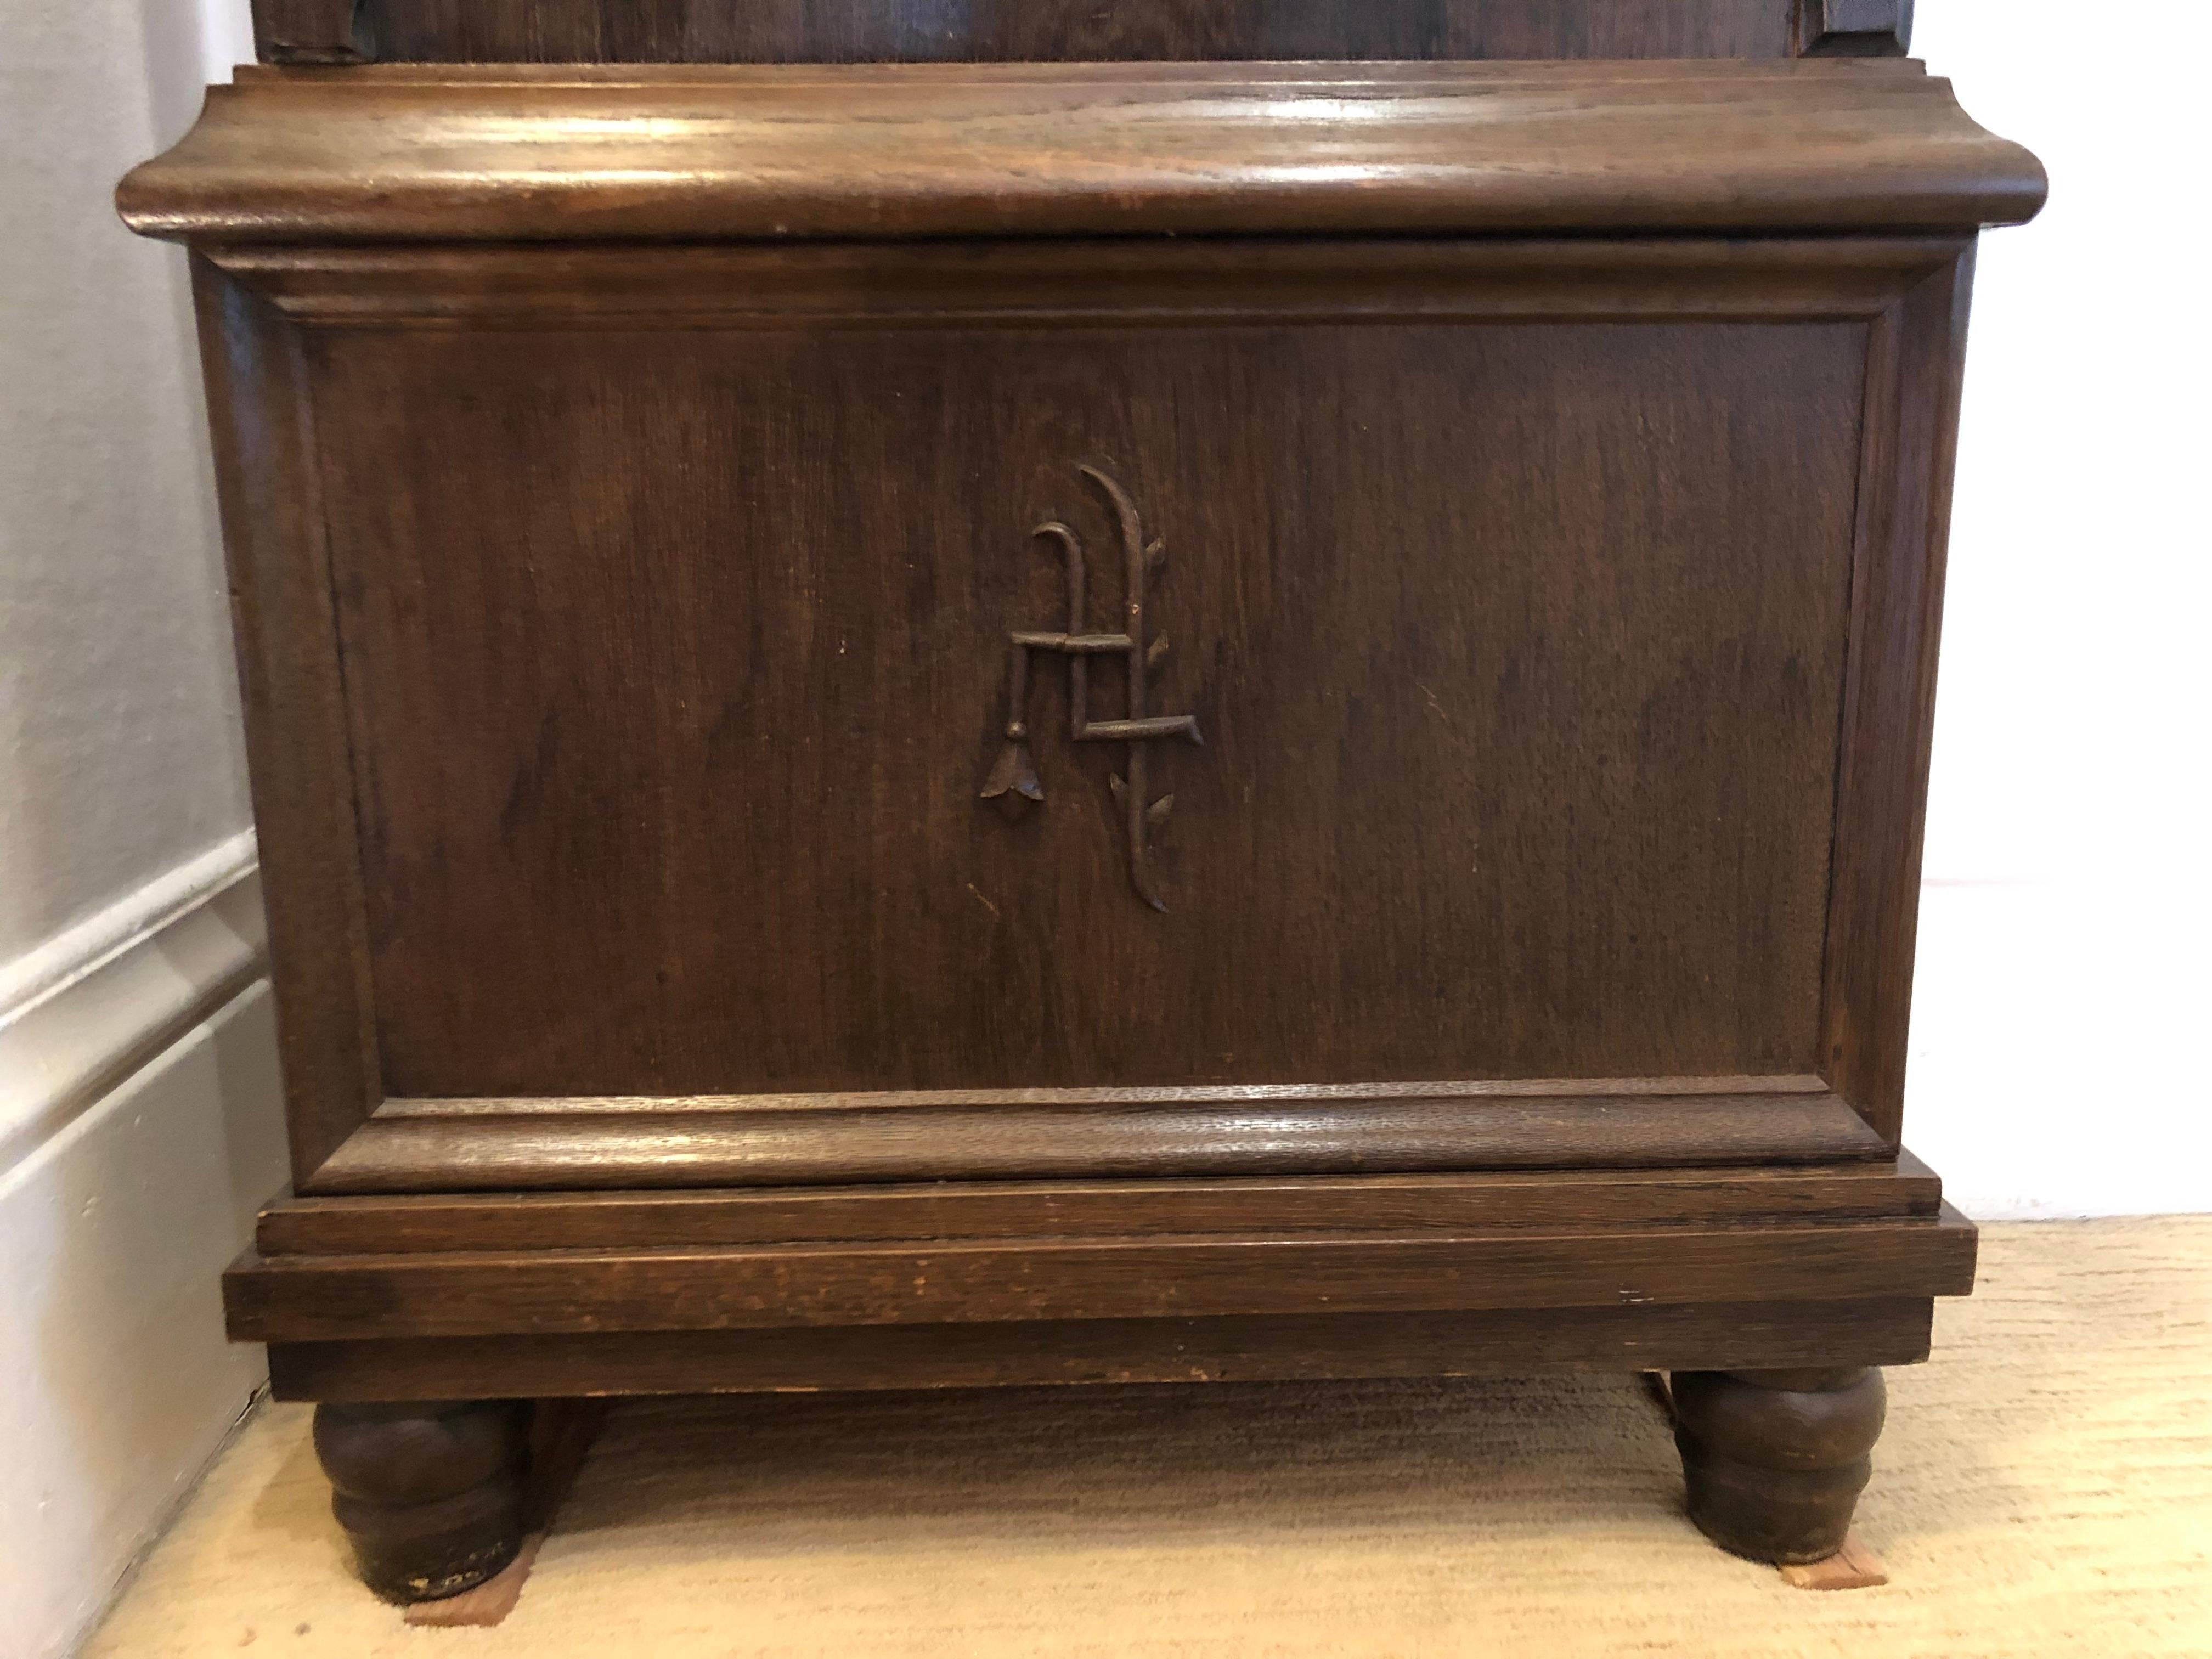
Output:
245,1158,1969,1599
125,1,2038,1609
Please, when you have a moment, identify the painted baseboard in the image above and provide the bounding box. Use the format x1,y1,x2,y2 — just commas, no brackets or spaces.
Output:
1,982,288,1659
0,831,264,1178
0,836,287,1658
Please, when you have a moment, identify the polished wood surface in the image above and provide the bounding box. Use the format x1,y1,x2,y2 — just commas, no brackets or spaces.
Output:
224,1206,1977,1340
268,1299,1939,1402
257,1159,1946,1256
121,42,2042,1579
121,63,2044,1211
1821,251,1978,1142
119,62,2047,246
166,220,1989,1192
253,0,1812,66
194,236,1974,332
1673,1367,1889,1562
310,1092,1889,1193
314,317,1857,1098
191,264,383,1183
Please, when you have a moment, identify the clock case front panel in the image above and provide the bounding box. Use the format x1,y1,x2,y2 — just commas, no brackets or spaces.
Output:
328,320,1856,1097
192,234,1968,1201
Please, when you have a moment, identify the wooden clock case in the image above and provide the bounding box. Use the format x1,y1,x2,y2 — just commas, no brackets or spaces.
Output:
120,0,2043,1601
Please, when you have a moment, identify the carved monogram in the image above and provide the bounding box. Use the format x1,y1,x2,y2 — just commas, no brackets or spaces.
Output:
980,466,1202,911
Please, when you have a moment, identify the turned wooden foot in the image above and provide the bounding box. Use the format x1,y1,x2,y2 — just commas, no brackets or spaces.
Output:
1671,1367,1886,1564
312,1400,528,1604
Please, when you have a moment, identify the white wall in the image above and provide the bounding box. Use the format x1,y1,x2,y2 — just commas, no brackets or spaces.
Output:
1905,2,2212,1216
0,2,278,1656
0,0,255,979
0,981,283,1658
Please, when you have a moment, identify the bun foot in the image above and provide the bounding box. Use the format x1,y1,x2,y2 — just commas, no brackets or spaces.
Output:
1671,1367,1886,1565
312,1400,529,1603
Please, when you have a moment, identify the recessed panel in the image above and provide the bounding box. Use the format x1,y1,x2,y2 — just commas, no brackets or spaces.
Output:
313,320,1865,1096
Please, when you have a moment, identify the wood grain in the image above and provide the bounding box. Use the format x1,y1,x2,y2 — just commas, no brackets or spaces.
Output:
1673,1366,1887,1562
117,63,2048,246
1779,1531,1891,1589
201,236,1968,332
266,1299,1937,1401
258,1159,1943,1255
1821,253,1977,1142
120,30,2040,1579
304,318,1863,1103
303,1094,1890,1194
224,1207,1978,1340
121,52,2026,1557
190,260,382,1184
257,0,1802,66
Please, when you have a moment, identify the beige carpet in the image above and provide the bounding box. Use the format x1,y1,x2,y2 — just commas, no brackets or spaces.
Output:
86,1219,2212,1658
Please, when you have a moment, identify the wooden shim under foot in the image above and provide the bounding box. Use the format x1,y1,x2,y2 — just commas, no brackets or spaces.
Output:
1779,1531,1890,1590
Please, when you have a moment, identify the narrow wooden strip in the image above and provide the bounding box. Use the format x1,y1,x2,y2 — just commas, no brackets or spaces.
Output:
1820,253,1978,1142
239,62,1893,89
402,1536,541,1628
383,1073,1833,1115
190,262,385,1185
225,1211,1978,1341
211,238,1960,330
261,4,1802,67
259,1161,1943,1256
1780,1531,1891,1590
303,1093,1890,1195
266,1299,1936,1402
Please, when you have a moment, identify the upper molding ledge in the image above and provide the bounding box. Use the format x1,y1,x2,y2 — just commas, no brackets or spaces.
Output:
118,61,2045,246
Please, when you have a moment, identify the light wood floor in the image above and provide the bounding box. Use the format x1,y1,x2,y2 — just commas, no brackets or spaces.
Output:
86,1218,2212,1657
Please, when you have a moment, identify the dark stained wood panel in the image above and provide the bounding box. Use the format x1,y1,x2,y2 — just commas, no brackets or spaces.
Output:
266,1299,1938,1401
311,319,1866,1100
191,265,385,1183
258,1159,1944,1255
1820,256,1975,1142
306,1091,1889,1193
190,238,1972,334
222,1208,1979,1339
264,0,1797,65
